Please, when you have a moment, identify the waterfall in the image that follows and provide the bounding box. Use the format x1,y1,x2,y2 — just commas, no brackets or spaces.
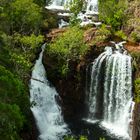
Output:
86,44,132,139
46,0,98,14
30,44,68,140
45,0,71,12
86,0,98,15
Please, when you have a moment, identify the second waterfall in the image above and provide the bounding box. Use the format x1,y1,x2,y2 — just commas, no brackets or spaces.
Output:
86,46,132,139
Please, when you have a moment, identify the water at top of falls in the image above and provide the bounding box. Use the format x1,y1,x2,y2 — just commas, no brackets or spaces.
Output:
86,44,133,139
30,44,68,140
45,0,98,14
45,0,70,12
86,0,98,15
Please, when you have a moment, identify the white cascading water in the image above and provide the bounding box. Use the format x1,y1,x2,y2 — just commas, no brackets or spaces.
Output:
30,44,68,140
45,0,70,12
46,0,98,14
86,0,98,15
86,43,133,139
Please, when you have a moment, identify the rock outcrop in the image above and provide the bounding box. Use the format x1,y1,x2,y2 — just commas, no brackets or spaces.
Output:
43,28,140,139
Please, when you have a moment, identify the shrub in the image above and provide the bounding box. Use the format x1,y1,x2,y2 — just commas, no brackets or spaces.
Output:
9,33,44,76
64,135,87,140
99,0,128,30
46,26,88,77
92,24,111,44
131,52,140,72
0,65,29,140
0,103,25,140
114,30,127,40
130,31,140,43
0,65,29,111
67,0,86,26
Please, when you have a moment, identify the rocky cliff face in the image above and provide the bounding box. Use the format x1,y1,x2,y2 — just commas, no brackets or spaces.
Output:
43,28,140,139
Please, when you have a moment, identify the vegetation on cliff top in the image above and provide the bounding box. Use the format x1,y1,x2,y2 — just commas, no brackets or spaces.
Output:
46,26,88,77
99,0,128,30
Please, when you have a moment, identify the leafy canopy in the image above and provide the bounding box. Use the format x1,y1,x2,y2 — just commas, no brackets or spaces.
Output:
98,0,128,30
46,26,88,77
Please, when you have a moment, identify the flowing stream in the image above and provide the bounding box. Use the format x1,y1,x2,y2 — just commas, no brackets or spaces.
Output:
30,44,68,140
85,44,133,139
46,0,98,14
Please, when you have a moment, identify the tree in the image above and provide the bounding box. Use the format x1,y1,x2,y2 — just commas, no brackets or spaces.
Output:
46,26,88,77
0,0,43,34
11,0,42,34
67,0,85,25
33,0,46,6
0,103,25,140
98,0,128,30
0,65,29,140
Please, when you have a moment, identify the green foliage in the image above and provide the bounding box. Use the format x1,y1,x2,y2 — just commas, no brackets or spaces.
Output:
18,33,44,50
64,136,105,140
0,0,58,139
135,78,140,103
114,30,127,40
67,0,85,25
99,138,106,140
0,0,58,34
8,33,43,76
67,0,84,16
132,52,140,103
10,53,32,73
64,135,88,140
0,0,43,34
11,0,42,33
0,65,29,140
64,136,76,140
0,65,29,108
79,136,88,140
33,0,46,7
41,14,58,30
130,31,140,43
0,103,25,140
93,24,111,44
46,26,88,77
131,52,140,84
99,0,128,30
